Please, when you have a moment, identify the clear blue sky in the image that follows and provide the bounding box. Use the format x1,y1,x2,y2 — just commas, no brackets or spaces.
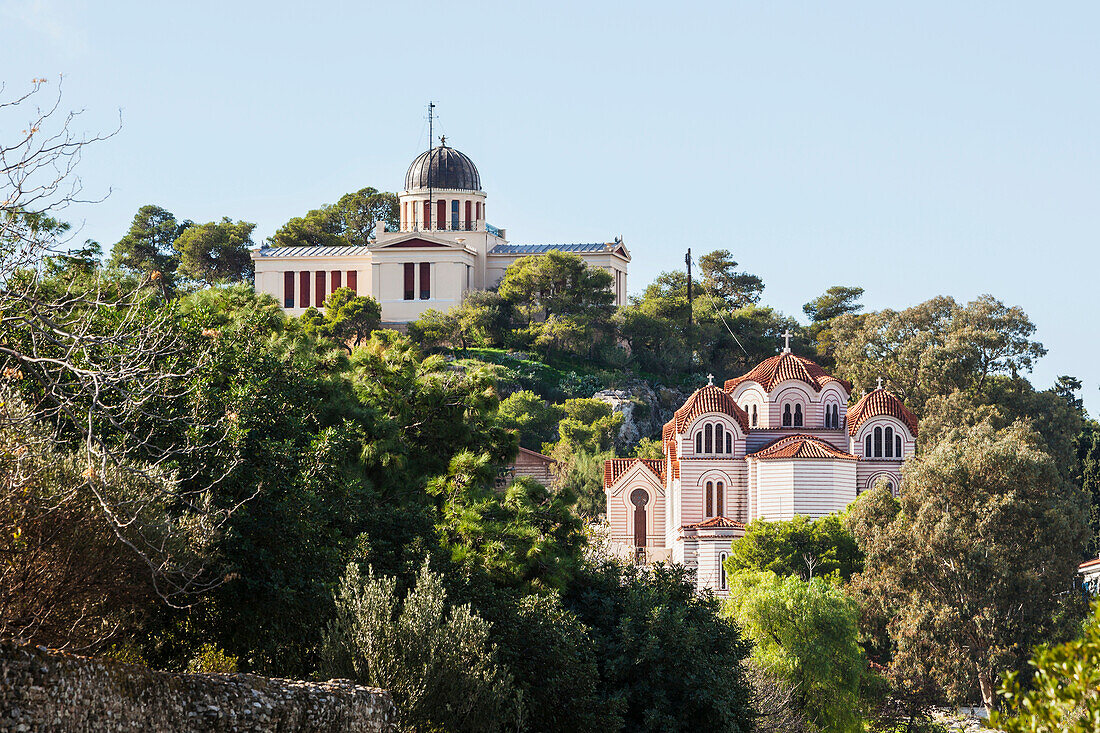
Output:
4,1,1098,415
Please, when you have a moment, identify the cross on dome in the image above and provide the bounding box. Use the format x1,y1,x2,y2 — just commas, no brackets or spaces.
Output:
876,376,884,390
707,373,714,386
781,330,793,353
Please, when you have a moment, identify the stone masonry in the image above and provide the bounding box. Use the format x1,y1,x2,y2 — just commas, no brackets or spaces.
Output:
0,643,395,732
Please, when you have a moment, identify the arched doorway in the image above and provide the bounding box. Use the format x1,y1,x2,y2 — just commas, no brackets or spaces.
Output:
630,489,649,549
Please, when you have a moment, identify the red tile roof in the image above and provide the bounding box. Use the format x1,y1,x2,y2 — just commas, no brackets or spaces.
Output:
1080,557,1100,572
603,458,665,488
747,434,859,461
672,385,750,434
681,516,746,530
724,352,852,394
847,388,919,437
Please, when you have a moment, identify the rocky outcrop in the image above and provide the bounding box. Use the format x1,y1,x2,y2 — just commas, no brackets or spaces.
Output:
593,381,688,452
0,642,395,732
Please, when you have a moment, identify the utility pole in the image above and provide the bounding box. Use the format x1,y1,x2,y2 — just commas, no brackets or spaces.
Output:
427,101,435,230
685,248,692,375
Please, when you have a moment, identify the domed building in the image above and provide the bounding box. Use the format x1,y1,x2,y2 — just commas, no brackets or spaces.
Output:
251,139,630,325
604,336,918,595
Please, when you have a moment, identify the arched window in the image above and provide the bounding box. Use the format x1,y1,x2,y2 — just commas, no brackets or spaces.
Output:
884,427,894,457
874,426,883,457
630,489,648,548
895,434,903,457
725,432,732,454
714,424,724,453
695,432,703,454
718,551,729,591
716,481,724,516
705,481,713,517
793,404,803,427
833,404,840,428
752,404,758,427
782,404,792,427
865,434,872,456
705,424,713,453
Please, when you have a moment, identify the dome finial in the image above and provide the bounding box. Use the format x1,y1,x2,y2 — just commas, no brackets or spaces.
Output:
876,376,883,390
439,134,447,146
781,329,793,353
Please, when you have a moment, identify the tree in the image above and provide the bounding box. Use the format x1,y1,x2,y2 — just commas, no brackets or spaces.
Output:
830,295,1046,413
0,388,209,650
803,285,864,362
803,285,865,324
1079,422,1100,556
498,251,615,358
988,601,1100,732
556,398,623,454
315,287,381,352
565,561,754,732
174,218,255,284
497,390,563,451
631,437,664,459
847,420,1090,711
724,571,869,733
268,187,398,247
699,249,764,308
321,560,522,733
726,513,862,583
1,80,232,619
110,204,189,279
408,290,513,351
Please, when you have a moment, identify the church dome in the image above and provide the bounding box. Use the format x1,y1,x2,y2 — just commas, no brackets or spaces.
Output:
847,388,919,437
724,352,852,394
404,145,481,192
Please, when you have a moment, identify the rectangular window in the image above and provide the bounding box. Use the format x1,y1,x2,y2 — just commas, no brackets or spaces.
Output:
404,263,415,300
437,199,446,230
451,200,459,230
283,272,295,308
476,201,482,221
331,270,342,294
464,200,472,230
347,270,357,293
422,201,431,230
299,270,310,308
420,262,430,300
315,271,326,306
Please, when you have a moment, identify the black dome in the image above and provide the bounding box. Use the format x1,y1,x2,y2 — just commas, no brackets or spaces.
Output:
404,145,481,192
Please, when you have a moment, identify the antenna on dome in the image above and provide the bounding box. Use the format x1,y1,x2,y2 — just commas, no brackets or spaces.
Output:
427,101,436,228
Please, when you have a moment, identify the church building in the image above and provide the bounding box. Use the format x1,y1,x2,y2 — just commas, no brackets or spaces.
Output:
251,140,631,325
603,335,918,595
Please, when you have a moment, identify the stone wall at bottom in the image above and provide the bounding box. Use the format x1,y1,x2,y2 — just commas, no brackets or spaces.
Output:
0,642,395,732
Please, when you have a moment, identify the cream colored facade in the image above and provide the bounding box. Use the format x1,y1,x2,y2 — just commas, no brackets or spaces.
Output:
251,144,630,325
604,347,919,596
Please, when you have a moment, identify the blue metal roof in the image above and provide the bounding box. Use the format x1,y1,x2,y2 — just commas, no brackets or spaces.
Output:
255,246,371,258
489,243,612,255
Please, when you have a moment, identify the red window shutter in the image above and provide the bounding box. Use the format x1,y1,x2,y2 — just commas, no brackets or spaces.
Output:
476,201,481,221
316,271,326,306
283,272,295,308
347,270,357,293
422,201,430,229
437,199,445,230
464,200,472,230
300,270,310,308
404,263,415,300
420,262,430,299
331,270,342,293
